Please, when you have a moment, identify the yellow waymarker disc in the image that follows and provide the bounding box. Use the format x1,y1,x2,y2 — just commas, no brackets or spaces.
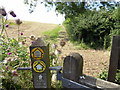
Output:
33,61,46,72
31,48,44,60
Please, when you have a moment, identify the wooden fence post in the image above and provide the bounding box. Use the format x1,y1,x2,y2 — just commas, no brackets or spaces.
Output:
63,53,83,82
30,38,51,88
108,36,120,82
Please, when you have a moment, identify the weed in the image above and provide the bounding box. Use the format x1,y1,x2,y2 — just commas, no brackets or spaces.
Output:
99,69,120,84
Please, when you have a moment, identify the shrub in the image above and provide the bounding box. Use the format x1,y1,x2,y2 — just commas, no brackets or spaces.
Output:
64,7,120,49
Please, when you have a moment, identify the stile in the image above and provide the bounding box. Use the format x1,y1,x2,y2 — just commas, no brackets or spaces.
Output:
30,38,51,88
63,53,83,83
108,36,120,82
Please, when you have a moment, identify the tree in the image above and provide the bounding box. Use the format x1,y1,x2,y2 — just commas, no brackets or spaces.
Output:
24,0,120,49
23,0,120,18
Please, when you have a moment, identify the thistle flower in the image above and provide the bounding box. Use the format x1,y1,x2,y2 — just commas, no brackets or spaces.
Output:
20,32,23,35
0,8,7,16
22,41,25,45
31,41,35,44
30,35,35,40
9,10,16,17
12,70,18,76
7,52,12,55
15,19,22,25
60,39,66,47
5,24,9,27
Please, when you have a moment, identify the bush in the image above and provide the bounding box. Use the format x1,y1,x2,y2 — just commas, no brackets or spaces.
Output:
64,7,120,49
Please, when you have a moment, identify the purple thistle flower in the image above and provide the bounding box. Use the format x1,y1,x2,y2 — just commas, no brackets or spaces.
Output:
12,70,18,76
8,52,12,55
5,24,9,27
0,8,7,16
31,41,35,44
20,32,23,35
9,10,16,17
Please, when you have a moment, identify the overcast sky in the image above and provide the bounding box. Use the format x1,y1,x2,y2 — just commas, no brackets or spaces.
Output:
0,0,65,24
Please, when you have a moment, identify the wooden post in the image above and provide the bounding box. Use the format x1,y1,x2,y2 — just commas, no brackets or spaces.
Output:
30,38,51,88
63,53,83,82
108,36,120,82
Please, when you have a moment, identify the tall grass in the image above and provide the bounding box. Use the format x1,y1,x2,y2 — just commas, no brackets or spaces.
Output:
43,25,63,41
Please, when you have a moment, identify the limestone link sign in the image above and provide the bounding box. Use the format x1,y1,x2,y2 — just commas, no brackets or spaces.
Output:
33,61,46,73
31,48,44,60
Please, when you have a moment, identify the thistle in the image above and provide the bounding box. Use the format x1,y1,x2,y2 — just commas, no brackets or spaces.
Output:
0,8,7,16
9,10,16,17
15,19,22,25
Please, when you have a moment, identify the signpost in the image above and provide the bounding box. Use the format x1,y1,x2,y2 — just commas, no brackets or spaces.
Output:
30,38,50,88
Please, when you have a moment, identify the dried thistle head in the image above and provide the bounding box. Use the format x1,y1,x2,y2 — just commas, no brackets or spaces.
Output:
0,8,7,16
60,39,66,47
22,41,25,45
9,10,16,17
30,35,36,40
15,19,22,25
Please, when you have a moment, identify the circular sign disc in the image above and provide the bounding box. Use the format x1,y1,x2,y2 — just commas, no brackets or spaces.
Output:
33,61,46,73
31,48,44,60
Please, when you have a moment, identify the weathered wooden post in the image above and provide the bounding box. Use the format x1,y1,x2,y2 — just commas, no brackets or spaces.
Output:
30,38,51,88
63,53,83,82
108,36,120,82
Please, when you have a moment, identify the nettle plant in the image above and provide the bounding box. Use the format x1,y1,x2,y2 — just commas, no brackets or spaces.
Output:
0,7,33,89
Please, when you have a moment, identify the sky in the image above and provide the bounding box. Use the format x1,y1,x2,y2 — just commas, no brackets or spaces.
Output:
0,0,65,24
0,0,119,24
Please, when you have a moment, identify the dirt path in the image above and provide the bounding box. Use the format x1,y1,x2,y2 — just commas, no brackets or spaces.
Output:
62,42,110,77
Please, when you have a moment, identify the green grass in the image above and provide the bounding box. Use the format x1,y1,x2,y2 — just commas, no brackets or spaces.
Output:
75,43,90,50
71,41,90,50
43,25,63,41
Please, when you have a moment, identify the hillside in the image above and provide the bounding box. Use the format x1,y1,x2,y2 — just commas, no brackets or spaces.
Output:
6,20,58,38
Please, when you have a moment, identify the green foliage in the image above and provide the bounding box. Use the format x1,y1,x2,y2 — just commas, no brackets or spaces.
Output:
64,6,120,49
99,69,120,84
72,41,90,50
99,70,108,81
43,26,63,41
0,36,33,89
23,1,120,49
0,12,33,89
